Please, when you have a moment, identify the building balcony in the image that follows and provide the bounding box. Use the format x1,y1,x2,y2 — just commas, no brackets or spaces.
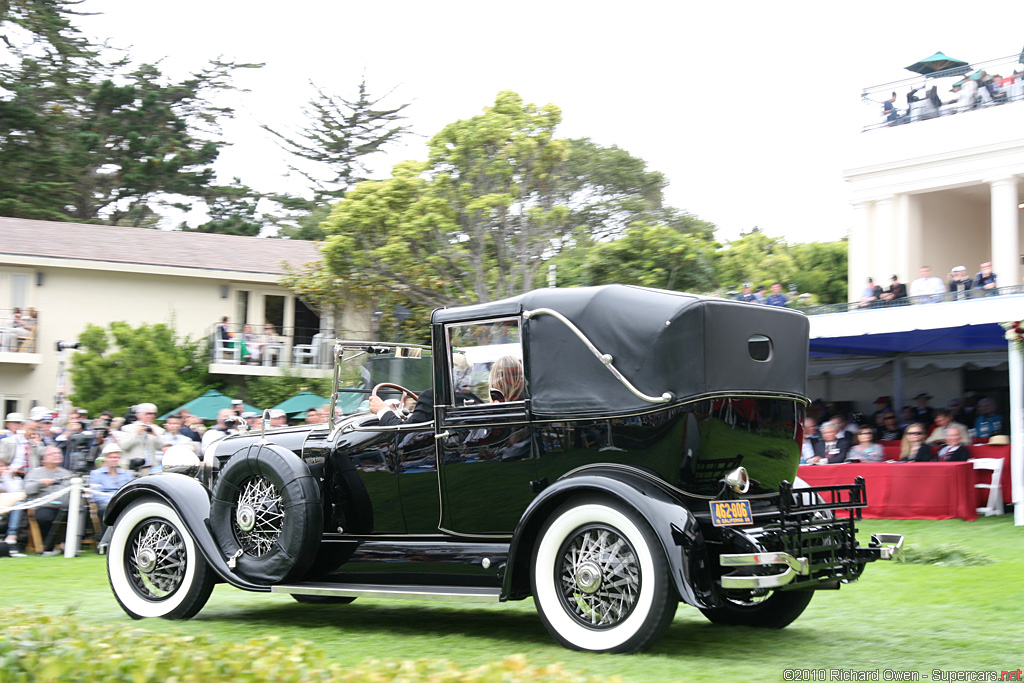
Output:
0,307,41,365
208,323,333,377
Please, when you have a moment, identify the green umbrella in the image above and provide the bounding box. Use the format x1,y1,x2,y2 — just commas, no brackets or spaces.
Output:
271,390,330,417
159,389,258,420
905,51,971,78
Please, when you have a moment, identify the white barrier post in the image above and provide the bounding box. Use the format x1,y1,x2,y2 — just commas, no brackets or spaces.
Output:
64,477,82,558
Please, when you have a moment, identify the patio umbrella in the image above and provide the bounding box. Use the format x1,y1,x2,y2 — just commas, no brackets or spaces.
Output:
159,389,258,420
905,51,970,77
271,390,330,417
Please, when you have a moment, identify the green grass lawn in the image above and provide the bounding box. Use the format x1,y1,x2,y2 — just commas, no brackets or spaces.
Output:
3,517,1023,682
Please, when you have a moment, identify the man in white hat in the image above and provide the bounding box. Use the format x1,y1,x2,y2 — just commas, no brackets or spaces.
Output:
88,442,133,517
119,403,165,472
0,414,45,477
947,265,973,301
269,408,288,428
201,408,241,455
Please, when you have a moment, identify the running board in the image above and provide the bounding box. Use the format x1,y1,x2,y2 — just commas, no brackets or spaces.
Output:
272,582,502,603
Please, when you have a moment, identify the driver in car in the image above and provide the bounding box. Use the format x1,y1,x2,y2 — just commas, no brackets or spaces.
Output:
370,353,481,425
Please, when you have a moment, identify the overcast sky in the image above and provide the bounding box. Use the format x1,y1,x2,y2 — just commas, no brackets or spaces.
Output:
77,1,1024,244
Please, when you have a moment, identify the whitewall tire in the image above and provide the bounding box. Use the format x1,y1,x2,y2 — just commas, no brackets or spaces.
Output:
531,497,677,653
107,499,215,620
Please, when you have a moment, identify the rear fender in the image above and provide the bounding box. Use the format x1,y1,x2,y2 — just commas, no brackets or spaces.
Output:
104,473,269,592
505,467,715,608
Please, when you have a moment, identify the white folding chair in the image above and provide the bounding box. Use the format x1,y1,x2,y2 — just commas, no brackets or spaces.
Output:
214,337,240,364
971,457,1004,516
293,333,322,367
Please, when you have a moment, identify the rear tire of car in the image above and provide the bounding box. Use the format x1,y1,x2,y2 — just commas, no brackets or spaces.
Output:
210,443,323,585
531,497,677,653
107,498,215,620
699,588,813,628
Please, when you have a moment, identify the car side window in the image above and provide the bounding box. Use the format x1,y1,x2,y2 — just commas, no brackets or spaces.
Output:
446,318,525,407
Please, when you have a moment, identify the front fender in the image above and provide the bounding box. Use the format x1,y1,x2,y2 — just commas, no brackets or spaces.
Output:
105,473,269,592
505,466,715,609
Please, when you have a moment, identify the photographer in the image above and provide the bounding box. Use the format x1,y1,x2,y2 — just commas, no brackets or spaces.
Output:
119,403,165,473
60,421,95,474
201,408,242,455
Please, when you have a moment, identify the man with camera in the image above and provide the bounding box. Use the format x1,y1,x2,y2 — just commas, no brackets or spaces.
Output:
201,408,243,455
119,403,165,473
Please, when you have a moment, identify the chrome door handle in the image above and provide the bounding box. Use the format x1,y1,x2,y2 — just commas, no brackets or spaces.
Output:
434,431,451,440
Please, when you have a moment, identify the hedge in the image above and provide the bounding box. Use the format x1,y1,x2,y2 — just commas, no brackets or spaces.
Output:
0,610,623,683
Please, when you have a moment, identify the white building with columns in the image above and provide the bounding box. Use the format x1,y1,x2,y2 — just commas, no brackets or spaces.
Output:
843,102,1022,302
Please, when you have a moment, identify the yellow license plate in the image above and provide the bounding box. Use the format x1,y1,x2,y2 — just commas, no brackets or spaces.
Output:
710,500,753,527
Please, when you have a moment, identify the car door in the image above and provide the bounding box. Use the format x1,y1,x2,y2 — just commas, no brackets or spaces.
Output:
434,317,538,535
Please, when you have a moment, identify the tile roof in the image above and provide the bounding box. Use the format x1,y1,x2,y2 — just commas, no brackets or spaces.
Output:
0,217,321,275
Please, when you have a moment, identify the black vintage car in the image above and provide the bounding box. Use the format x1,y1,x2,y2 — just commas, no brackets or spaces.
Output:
104,285,902,653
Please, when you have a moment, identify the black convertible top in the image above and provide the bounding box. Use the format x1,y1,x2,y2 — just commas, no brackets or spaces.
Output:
433,285,809,418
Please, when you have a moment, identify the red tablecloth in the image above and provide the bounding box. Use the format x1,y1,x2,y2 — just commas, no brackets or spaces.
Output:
878,442,1011,503
797,462,977,521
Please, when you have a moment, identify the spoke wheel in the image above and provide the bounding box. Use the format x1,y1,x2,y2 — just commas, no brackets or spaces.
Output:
531,497,676,653
108,499,215,620
234,477,284,556
556,524,641,629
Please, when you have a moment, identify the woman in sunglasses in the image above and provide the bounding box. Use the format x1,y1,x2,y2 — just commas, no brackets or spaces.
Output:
488,355,524,403
898,423,934,462
847,427,884,462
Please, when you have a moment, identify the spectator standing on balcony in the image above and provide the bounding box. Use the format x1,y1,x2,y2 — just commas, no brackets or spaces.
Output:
736,283,757,303
880,275,907,304
973,398,1004,438
974,261,997,296
883,92,900,125
858,278,883,308
909,266,945,303
947,266,973,301
765,282,788,307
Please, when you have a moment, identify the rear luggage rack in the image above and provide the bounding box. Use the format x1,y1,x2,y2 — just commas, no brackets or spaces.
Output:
779,476,868,518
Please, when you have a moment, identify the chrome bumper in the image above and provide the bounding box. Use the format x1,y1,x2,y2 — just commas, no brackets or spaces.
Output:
718,532,905,589
719,552,809,589
865,533,905,561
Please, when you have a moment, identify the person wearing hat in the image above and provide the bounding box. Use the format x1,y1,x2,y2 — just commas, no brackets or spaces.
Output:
119,403,165,472
269,408,288,428
912,392,935,427
880,275,908,304
241,411,260,431
735,283,757,303
88,442,133,518
947,266,973,301
0,415,45,477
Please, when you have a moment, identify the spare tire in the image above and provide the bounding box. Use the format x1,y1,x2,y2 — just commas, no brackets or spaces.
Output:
210,443,323,584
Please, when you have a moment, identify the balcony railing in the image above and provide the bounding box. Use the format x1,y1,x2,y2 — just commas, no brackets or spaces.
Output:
208,323,331,369
862,53,1024,132
0,307,37,354
801,284,1024,316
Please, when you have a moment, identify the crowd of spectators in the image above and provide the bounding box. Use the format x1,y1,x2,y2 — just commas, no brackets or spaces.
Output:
800,392,1005,466
882,69,1022,126
735,282,790,307
0,400,338,557
857,261,999,309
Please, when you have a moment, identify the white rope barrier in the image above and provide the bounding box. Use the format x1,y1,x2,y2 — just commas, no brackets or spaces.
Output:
0,483,107,515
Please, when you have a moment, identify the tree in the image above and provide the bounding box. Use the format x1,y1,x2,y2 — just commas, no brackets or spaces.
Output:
68,321,213,417
181,179,263,237
263,78,411,240
0,1,261,225
714,229,848,303
315,91,693,313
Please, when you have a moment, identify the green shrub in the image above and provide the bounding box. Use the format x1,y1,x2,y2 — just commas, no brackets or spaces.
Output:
0,610,621,683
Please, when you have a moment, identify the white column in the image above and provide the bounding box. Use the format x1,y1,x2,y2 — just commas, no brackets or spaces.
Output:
872,197,894,285
1009,342,1024,526
990,178,1019,288
848,202,872,302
